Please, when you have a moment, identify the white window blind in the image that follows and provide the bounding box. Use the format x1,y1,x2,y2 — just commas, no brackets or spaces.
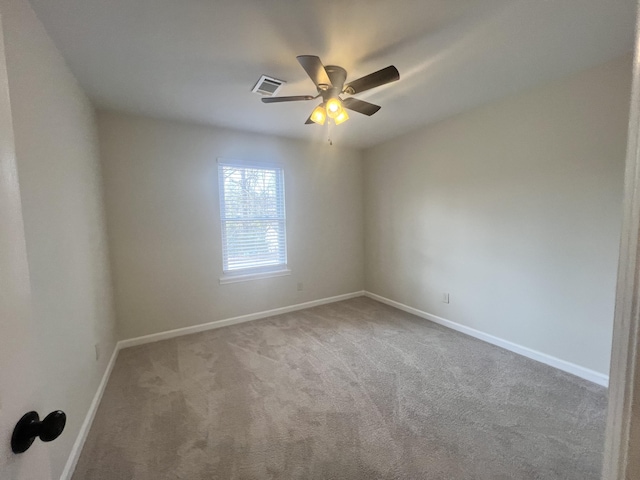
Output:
218,161,287,275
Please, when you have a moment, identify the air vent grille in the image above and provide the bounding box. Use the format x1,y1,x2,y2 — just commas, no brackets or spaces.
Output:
252,75,285,96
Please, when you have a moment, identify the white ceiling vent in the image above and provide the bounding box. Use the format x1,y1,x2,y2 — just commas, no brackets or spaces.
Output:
251,75,285,96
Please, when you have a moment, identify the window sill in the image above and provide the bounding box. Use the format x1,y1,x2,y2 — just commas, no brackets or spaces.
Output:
219,268,291,285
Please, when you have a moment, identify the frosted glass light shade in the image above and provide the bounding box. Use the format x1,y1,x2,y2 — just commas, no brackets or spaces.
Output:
325,98,342,119
310,105,326,125
334,109,349,125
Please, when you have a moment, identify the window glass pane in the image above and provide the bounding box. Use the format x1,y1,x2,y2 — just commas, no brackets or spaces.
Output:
218,163,286,274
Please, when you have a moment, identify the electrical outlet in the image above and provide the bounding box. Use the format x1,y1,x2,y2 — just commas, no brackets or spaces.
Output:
443,293,450,304
297,282,304,292
95,343,100,361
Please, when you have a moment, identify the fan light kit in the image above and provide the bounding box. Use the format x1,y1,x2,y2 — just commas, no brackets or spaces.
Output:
261,55,400,126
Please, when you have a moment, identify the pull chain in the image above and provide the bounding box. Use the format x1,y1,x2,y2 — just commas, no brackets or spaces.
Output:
327,120,333,146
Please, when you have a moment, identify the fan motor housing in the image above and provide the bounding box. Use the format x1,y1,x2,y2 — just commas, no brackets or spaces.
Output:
322,65,347,92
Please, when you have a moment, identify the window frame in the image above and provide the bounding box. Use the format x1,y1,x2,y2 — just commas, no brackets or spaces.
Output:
217,158,290,284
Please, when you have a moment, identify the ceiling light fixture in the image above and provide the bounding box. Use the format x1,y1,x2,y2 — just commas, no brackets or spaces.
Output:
310,104,327,125
309,97,349,125
325,98,342,118
333,109,349,125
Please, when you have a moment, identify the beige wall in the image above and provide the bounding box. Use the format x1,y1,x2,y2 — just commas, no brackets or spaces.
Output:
2,0,118,476
363,55,631,375
98,112,364,339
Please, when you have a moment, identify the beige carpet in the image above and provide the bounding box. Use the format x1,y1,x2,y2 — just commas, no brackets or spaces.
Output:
73,297,606,479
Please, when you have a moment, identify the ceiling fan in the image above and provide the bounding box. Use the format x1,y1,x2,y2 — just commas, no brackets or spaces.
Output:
261,55,400,126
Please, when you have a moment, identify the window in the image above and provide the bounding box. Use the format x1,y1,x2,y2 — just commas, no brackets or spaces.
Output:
218,160,288,282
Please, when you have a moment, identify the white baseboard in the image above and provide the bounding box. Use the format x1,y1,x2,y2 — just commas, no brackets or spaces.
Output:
119,291,365,350
59,343,120,480
364,291,609,387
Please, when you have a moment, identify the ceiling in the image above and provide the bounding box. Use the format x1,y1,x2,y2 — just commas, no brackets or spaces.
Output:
28,0,637,149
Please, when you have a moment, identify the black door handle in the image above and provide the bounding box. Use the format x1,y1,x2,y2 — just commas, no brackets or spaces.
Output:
11,411,66,454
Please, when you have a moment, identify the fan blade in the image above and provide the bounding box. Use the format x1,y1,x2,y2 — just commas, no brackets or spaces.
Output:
297,55,333,89
262,95,315,103
343,66,399,94
342,97,381,116
305,115,314,125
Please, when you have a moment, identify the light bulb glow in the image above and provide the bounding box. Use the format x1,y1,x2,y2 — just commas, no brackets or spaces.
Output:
325,98,342,119
334,109,349,125
310,105,326,125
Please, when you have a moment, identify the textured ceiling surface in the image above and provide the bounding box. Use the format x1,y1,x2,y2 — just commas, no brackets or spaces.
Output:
28,0,637,148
